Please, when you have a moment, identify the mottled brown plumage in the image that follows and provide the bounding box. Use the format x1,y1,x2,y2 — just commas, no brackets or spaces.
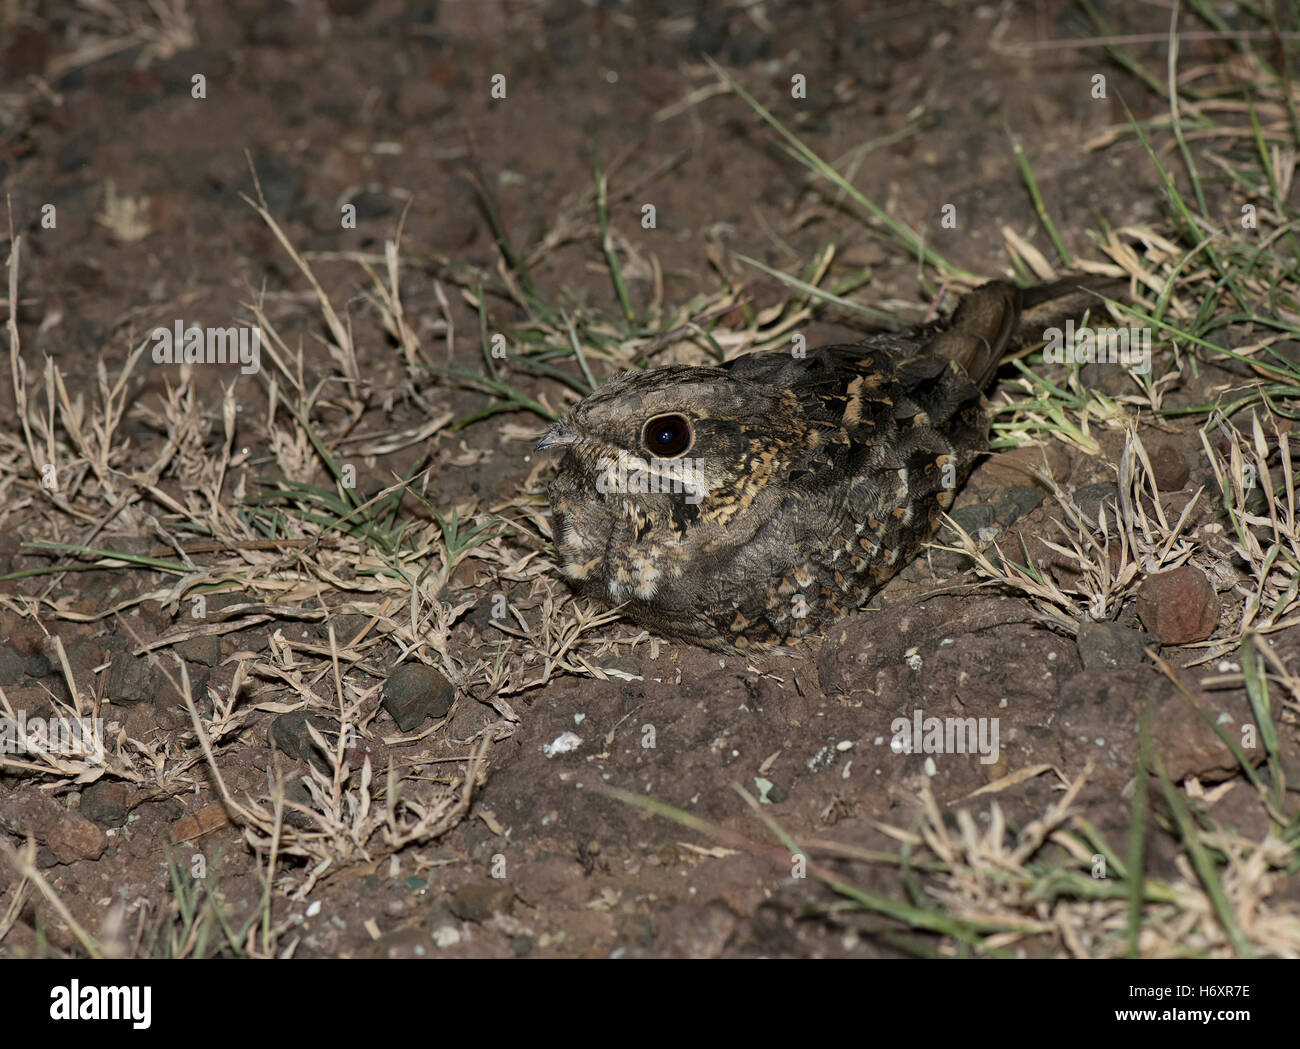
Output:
537,278,1121,651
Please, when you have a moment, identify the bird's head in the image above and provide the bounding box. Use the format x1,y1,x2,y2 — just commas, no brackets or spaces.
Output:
535,363,813,603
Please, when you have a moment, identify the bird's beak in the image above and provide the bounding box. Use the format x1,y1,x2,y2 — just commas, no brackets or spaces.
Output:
535,421,580,452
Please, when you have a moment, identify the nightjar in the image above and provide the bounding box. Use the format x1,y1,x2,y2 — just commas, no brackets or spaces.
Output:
537,277,1122,651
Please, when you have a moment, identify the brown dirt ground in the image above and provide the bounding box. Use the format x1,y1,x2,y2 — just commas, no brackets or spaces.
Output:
0,0,1297,959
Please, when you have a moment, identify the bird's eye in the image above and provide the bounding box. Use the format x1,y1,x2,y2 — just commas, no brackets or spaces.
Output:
641,413,692,458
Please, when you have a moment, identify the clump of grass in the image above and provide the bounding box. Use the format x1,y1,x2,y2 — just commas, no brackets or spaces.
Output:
1200,408,1300,634
145,848,270,959
936,427,1201,629
606,759,1300,957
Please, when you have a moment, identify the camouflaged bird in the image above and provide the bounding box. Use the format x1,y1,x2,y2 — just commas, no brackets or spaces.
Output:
537,277,1122,651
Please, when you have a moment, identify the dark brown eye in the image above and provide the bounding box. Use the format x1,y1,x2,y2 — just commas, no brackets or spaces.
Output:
641,413,692,458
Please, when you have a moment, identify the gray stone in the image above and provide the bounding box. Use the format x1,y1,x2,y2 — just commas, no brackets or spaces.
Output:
946,503,997,539
1072,483,1120,528
268,710,333,770
174,635,222,667
382,664,455,732
79,780,131,827
1076,621,1151,670
0,646,26,685
106,652,159,706
994,485,1046,525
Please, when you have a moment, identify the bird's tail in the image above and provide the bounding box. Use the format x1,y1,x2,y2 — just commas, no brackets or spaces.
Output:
927,275,1129,389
